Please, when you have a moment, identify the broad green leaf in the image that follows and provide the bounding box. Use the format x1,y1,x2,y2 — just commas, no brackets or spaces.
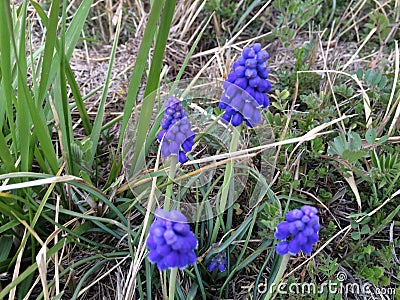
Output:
365,128,376,145
360,224,370,235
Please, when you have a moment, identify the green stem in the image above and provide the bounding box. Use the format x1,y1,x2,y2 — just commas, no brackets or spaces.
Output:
211,125,241,243
164,155,178,211
168,268,178,300
162,270,168,300
264,254,290,300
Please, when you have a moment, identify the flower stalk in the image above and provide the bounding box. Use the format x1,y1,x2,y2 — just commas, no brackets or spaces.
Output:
164,155,177,211
168,267,178,300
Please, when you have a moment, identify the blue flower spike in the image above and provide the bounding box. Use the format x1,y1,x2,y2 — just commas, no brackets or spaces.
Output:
275,205,320,256
207,244,227,272
158,96,196,163
219,43,271,127
146,208,198,270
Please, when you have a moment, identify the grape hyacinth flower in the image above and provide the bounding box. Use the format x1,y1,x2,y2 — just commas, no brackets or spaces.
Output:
275,205,320,255
207,244,227,272
158,96,196,163
146,208,198,270
219,43,272,127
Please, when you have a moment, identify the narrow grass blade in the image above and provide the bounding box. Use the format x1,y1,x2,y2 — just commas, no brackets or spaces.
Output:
65,63,92,135
16,1,31,172
0,0,17,156
88,12,122,165
232,0,263,33
64,0,93,60
70,260,108,300
56,0,75,174
30,0,92,136
37,0,60,104
0,235,13,262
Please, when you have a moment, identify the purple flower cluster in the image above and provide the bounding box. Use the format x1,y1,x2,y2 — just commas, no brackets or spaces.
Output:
275,205,320,255
219,43,272,127
146,209,198,270
158,96,196,163
207,244,227,272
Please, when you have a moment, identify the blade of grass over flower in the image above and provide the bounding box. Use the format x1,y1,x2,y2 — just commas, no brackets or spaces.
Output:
88,11,122,166
115,0,165,169
124,149,162,299
139,14,213,155
106,1,169,186
129,0,177,174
